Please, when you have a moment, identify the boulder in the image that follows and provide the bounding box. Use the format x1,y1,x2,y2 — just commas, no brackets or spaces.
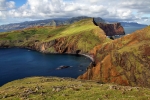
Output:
56,65,70,70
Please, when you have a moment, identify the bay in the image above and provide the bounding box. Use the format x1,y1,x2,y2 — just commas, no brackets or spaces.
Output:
0,48,91,86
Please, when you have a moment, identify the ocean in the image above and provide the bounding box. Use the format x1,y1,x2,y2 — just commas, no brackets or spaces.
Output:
0,30,5,33
0,48,91,86
124,26,146,34
114,26,146,39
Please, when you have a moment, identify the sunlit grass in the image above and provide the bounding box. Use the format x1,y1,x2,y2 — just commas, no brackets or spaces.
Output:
1,77,150,100
0,18,108,53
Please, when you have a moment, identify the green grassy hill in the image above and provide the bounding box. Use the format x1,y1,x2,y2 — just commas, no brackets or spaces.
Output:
1,77,150,100
0,18,109,54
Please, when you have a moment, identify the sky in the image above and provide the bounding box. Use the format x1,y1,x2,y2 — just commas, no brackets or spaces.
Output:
0,0,150,25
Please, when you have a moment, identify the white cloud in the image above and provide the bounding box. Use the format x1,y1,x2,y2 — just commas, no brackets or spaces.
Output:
6,1,15,9
0,0,6,11
0,0,15,11
64,3,81,12
0,0,150,25
89,0,99,4
120,0,150,15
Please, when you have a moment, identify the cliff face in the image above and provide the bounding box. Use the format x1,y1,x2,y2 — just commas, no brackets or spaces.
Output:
93,19,125,36
22,34,106,54
99,23,125,36
78,26,150,87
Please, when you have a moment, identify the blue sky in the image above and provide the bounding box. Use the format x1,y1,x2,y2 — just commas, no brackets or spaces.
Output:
7,0,27,7
0,0,150,25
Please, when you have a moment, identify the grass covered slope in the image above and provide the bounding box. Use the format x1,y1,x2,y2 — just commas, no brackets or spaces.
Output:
79,26,150,87
1,77,150,100
0,18,109,54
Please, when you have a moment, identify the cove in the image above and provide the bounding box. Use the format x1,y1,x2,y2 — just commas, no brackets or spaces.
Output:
0,48,92,86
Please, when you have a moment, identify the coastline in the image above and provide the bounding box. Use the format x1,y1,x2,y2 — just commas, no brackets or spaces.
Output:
79,53,94,62
0,46,94,62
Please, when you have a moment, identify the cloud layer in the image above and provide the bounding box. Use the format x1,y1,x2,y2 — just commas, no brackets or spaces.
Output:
0,0,150,25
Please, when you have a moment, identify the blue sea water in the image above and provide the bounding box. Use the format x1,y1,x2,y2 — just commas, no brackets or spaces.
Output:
0,30,5,33
0,48,92,86
114,26,146,39
124,26,146,34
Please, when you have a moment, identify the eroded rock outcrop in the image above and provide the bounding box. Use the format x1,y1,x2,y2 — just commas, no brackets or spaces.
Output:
93,18,125,36
78,26,150,88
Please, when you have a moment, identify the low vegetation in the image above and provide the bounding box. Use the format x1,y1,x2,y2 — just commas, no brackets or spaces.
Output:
1,77,150,100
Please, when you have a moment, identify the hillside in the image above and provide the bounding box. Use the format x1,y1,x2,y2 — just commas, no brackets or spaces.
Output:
1,77,150,100
0,18,109,54
79,26,150,87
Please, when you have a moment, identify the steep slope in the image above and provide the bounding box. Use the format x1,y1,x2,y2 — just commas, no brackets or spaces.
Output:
78,26,150,87
0,18,109,54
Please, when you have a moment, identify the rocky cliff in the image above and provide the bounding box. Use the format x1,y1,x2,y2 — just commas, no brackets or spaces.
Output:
78,26,150,87
93,19,125,36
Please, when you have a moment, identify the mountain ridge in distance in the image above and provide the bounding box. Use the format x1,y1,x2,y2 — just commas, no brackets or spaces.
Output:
0,16,105,32
0,16,148,32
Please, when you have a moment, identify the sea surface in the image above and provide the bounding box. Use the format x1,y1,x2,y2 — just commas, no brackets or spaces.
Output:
124,26,146,34
0,30,5,33
114,26,146,39
0,48,92,86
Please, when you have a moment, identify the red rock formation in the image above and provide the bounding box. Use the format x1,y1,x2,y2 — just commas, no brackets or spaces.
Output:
93,18,125,36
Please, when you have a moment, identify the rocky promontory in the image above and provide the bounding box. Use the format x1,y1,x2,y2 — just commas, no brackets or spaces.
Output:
93,18,125,36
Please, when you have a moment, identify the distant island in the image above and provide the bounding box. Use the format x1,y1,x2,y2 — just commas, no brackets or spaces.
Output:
120,22,148,27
